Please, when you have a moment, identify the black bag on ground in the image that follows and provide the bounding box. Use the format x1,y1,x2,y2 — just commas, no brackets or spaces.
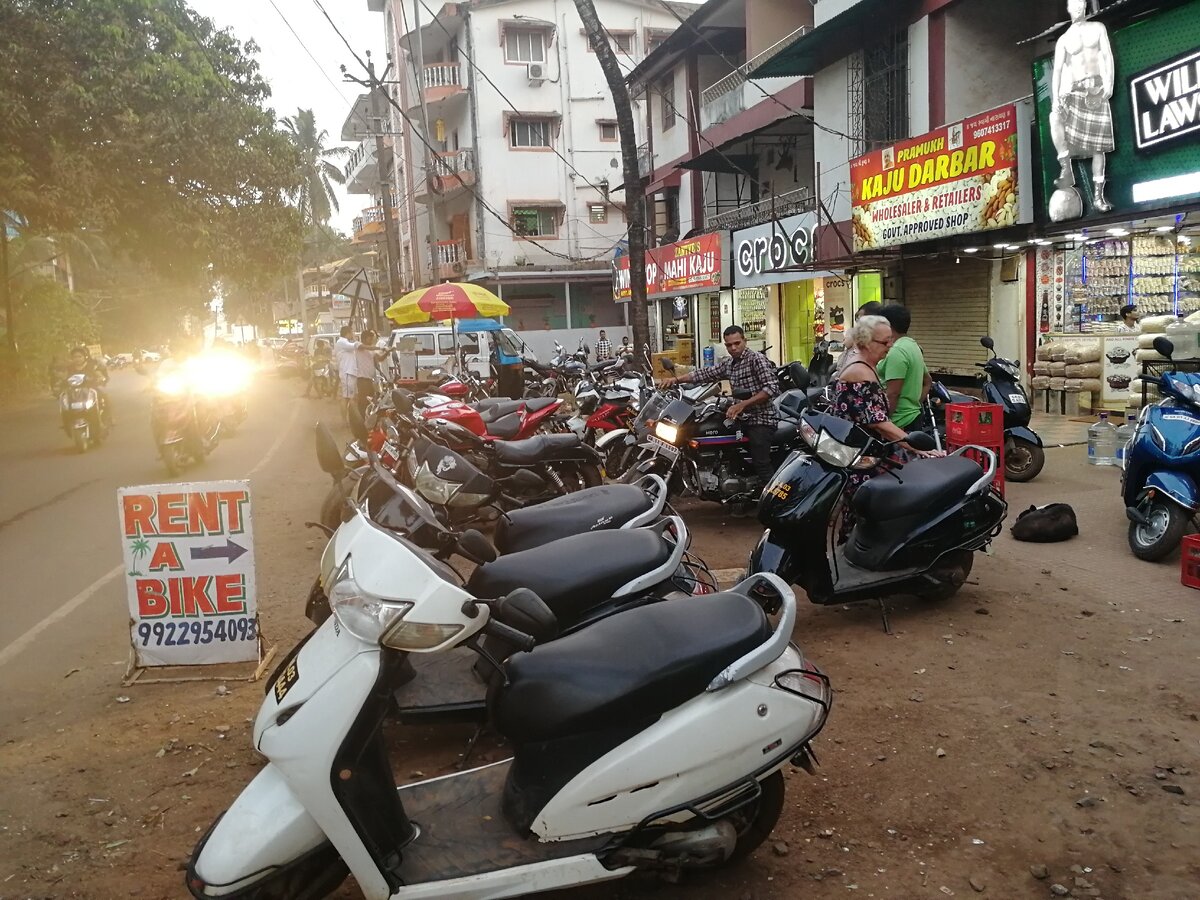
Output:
1010,503,1078,542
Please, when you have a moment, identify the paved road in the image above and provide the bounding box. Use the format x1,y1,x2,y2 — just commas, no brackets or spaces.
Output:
0,364,314,704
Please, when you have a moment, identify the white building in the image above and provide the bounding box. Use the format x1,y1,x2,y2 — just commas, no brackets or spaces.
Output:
358,0,695,344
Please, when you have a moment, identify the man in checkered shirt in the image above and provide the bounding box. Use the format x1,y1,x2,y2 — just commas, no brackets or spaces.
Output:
660,325,780,487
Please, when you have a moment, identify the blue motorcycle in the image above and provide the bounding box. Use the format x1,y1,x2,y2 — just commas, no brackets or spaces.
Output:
1123,336,1200,561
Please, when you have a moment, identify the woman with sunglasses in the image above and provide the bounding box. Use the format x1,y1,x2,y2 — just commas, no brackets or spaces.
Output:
831,314,940,542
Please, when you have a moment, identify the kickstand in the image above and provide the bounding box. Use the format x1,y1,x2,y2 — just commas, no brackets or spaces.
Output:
877,598,893,635
458,723,486,769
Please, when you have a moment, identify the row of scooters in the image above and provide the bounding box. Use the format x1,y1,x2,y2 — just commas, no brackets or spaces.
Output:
185,359,1014,897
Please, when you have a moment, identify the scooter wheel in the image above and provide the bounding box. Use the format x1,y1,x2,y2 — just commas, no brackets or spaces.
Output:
722,770,786,865
1127,499,1188,562
1005,438,1044,483
73,431,88,454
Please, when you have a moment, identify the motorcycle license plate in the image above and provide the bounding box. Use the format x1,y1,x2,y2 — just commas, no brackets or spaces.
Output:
1008,393,1026,405
647,436,680,461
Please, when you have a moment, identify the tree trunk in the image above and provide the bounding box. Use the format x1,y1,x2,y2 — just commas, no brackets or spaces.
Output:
1,222,13,353
573,0,650,363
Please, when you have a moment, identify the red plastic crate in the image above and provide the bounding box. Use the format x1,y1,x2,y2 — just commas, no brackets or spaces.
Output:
946,402,1004,446
1182,534,1200,590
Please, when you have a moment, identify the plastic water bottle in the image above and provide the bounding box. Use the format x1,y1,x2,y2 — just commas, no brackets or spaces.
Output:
1087,411,1118,466
1115,412,1137,469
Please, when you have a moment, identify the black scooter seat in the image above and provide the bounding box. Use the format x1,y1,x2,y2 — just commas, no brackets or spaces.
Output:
523,397,559,413
467,529,671,628
852,456,983,521
492,433,582,465
495,483,654,553
476,399,525,423
494,592,770,744
488,412,522,439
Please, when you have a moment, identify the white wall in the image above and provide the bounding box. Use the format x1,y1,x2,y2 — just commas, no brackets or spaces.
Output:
813,0,869,27
812,58,853,223
989,259,1026,371
907,17,929,135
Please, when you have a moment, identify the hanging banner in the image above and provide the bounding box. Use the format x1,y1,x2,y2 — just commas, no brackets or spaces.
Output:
118,481,258,667
612,233,723,301
850,103,1021,251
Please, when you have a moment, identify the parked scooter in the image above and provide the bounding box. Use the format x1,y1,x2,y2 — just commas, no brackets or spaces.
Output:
186,504,830,900
58,373,109,453
749,412,1006,628
1123,336,1200,561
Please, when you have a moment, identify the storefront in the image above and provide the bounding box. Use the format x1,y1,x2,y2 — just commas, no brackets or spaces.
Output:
1030,0,1200,336
612,232,724,366
849,101,1035,376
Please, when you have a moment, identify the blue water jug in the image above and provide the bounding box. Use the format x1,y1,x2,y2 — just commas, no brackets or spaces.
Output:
703,346,715,367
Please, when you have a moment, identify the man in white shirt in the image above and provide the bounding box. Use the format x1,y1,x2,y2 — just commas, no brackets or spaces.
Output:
334,326,358,408
1116,304,1140,333
351,329,388,416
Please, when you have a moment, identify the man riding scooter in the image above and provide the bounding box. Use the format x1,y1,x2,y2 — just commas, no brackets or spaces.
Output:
66,346,112,426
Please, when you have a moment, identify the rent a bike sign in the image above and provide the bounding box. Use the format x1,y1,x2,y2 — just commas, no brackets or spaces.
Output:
118,480,258,667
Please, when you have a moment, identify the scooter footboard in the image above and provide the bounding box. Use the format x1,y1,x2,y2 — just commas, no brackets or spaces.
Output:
188,764,328,897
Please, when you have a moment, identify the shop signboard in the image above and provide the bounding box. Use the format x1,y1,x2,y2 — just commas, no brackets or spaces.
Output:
849,103,1025,251
1032,0,1200,223
731,212,818,287
612,233,723,301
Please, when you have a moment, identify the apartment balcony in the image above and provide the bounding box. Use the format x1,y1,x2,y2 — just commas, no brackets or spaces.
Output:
416,149,476,203
413,62,465,108
428,239,467,280
352,204,400,243
342,141,377,195
699,26,811,131
704,187,815,232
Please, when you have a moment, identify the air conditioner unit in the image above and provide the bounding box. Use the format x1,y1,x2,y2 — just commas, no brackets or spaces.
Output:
527,62,546,85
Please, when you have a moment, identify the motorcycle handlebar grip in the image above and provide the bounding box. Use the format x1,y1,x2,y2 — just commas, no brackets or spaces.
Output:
483,617,537,653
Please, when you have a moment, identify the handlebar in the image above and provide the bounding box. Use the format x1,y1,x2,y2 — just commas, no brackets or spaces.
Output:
482,617,536,653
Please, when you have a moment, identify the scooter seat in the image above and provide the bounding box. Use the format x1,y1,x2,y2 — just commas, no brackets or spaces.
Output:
494,591,770,744
776,389,809,420
523,397,559,413
772,420,798,446
467,529,673,628
492,433,582,465
495,483,654,553
852,456,983,521
487,412,523,439
476,400,525,423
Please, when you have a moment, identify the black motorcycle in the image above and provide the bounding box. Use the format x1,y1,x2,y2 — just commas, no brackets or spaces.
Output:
748,412,1006,629
58,373,108,453
150,367,220,476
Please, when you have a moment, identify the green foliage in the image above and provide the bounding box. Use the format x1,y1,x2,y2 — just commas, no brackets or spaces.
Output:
0,0,305,281
0,277,96,395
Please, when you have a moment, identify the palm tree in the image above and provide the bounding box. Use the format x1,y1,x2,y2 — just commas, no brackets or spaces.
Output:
279,109,349,226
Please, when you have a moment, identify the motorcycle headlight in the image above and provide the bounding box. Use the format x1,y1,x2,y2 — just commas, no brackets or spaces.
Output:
326,555,414,644
156,373,187,396
814,431,861,468
414,465,457,505
655,422,679,445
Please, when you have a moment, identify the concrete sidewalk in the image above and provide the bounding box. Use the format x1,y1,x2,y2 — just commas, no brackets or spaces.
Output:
1031,409,1091,448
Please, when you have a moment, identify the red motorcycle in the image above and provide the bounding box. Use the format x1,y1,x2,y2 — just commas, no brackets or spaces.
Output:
418,395,564,440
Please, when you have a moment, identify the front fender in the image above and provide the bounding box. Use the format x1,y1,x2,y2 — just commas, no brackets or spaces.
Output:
1006,425,1042,447
747,530,798,584
595,428,630,451
1144,471,1199,512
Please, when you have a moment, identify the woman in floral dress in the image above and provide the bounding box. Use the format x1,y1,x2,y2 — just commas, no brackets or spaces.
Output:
832,315,937,543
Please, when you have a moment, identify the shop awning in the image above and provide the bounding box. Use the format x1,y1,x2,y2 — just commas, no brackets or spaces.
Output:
679,151,758,175
750,0,890,78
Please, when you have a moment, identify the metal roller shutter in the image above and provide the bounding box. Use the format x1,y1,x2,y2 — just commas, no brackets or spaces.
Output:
902,258,991,377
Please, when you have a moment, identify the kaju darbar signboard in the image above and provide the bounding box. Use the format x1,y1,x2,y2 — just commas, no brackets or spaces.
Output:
613,232,722,301
1032,0,1200,222
850,104,1021,251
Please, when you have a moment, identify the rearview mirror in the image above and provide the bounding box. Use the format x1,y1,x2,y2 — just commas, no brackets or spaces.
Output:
1153,336,1175,360
314,422,347,478
661,357,676,372
980,336,995,351
456,528,498,565
905,430,937,452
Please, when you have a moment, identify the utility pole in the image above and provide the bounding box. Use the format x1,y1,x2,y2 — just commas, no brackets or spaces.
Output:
573,0,649,357
366,53,405,307
410,0,441,286
0,219,13,353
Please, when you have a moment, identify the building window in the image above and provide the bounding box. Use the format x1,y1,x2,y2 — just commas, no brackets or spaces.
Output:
659,73,675,131
598,120,618,142
505,28,545,63
588,203,608,224
856,27,908,150
510,118,552,149
511,206,558,237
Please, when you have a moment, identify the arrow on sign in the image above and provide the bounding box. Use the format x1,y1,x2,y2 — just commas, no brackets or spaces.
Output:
189,539,248,564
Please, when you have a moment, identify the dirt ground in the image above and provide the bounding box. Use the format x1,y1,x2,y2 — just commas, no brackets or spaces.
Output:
1,441,1197,900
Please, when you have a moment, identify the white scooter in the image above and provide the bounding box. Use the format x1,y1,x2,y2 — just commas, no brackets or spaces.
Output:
186,507,831,900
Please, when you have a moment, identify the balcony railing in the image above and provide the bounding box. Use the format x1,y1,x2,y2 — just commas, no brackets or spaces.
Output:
429,238,466,275
422,62,462,92
432,148,474,176
352,203,400,240
704,187,814,232
698,26,812,130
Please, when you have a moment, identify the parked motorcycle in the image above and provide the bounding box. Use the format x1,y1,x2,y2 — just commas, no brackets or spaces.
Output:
748,412,1006,627
310,357,335,398
419,394,565,440
1123,336,1200,561
185,502,830,899
58,373,108,453
151,365,220,477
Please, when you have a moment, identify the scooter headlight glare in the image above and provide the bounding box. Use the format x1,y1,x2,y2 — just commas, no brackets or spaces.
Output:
655,422,679,445
814,432,860,468
327,556,414,644
156,373,187,396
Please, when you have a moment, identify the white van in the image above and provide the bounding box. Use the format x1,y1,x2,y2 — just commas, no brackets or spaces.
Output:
383,325,530,381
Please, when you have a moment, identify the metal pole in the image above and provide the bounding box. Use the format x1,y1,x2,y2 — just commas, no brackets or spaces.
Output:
368,54,404,305
0,221,13,353
410,0,440,284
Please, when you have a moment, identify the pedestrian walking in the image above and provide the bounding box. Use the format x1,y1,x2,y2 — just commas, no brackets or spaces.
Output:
595,330,613,361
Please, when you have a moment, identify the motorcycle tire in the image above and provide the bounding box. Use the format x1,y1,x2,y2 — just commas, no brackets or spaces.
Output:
722,770,786,865
319,481,348,533
1004,437,1045,483
73,430,88,454
1127,498,1189,562
916,549,974,602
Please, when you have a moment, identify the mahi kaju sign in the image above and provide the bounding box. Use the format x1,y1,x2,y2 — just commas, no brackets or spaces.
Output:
850,104,1019,250
118,480,258,667
613,233,722,300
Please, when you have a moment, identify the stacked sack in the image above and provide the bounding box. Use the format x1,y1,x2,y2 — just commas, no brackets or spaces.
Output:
1033,340,1065,392
1061,340,1103,394
1136,315,1181,362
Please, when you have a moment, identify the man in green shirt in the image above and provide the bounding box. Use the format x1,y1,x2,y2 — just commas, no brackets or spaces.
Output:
878,304,931,429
